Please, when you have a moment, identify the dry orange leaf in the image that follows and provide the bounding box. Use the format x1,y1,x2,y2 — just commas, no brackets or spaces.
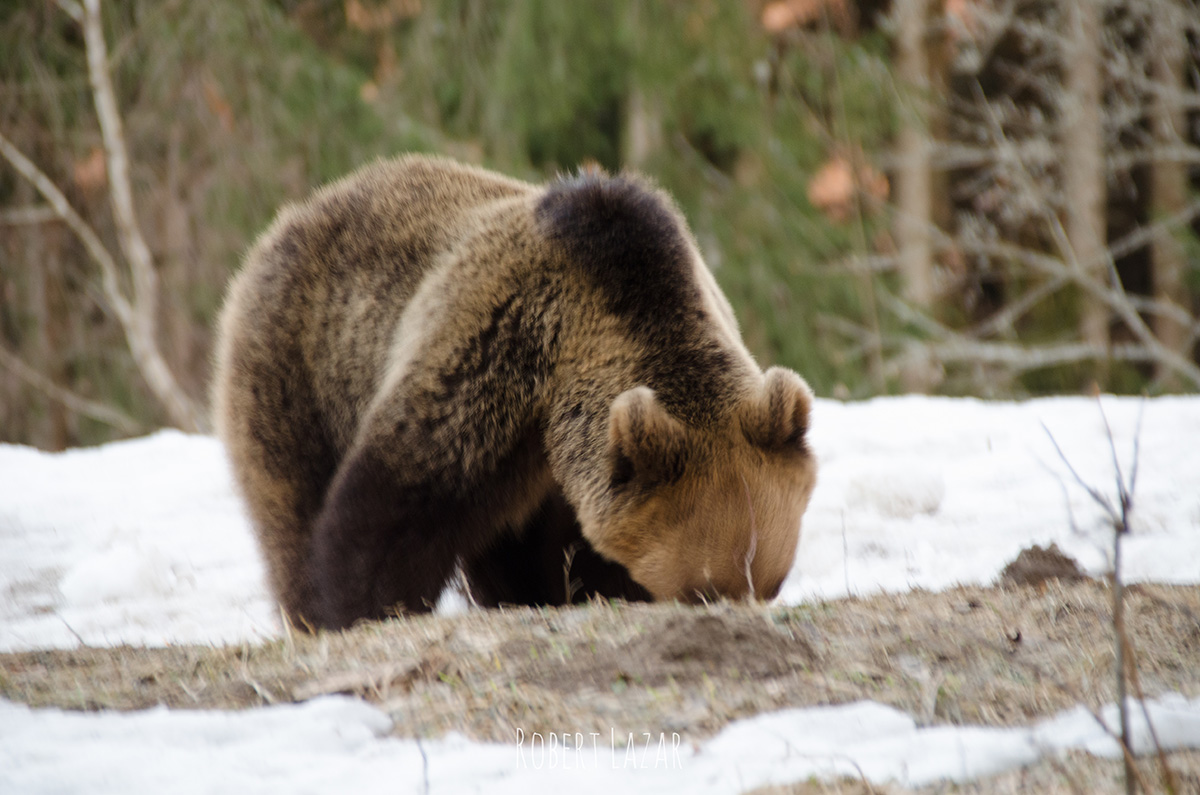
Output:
202,77,234,133
945,0,978,42
578,159,606,178
73,147,107,193
761,0,846,34
807,155,888,222
346,0,421,32
807,156,854,216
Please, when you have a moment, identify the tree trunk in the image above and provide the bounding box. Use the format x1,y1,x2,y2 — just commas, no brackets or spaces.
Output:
893,0,939,392
622,0,661,170
1061,0,1109,381
1149,3,1190,388
623,85,663,169
894,0,934,311
41,232,72,449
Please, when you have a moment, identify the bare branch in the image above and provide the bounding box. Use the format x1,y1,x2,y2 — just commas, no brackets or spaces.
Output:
1,1,207,431
0,130,134,329
0,344,143,435
1123,633,1181,793
945,236,1200,388
1044,400,1162,795
1041,420,1117,519
80,0,156,314
1111,144,1200,171
1095,401,1131,523
968,275,1069,339
1106,195,1200,264
52,0,82,23
1127,399,1145,504
63,0,205,431
951,71,1200,390
0,205,60,225
879,291,1161,376
917,340,1158,371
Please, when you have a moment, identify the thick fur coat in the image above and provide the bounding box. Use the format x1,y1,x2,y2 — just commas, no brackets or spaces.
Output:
214,155,817,629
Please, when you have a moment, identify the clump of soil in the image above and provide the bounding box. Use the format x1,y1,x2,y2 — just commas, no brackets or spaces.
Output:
628,612,816,679
999,542,1086,587
517,609,818,692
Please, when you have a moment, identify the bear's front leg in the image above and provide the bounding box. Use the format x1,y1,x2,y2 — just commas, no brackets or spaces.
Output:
308,403,553,630
309,444,467,628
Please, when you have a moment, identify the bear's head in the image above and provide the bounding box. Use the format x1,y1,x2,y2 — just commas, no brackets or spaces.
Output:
589,367,817,603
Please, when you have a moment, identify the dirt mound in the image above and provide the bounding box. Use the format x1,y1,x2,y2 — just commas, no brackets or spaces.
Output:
513,608,817,692
625,612,815,679
999,542,1086,587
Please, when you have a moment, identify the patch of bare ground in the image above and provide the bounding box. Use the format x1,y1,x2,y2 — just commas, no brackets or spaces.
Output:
1,580,1197,760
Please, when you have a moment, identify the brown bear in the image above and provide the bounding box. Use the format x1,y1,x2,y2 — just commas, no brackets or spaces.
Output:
214,154,817,630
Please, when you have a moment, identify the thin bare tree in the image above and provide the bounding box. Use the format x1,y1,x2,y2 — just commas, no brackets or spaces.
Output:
1061,0,1109,368
831,0,1200,395
0,0,205,432
1149,4,1192,388
893,0,936,312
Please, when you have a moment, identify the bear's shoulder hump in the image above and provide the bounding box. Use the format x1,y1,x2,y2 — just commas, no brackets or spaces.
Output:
534,173,696,305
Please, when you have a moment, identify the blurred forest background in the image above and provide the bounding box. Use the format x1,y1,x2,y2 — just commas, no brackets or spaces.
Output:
2,0,1199,449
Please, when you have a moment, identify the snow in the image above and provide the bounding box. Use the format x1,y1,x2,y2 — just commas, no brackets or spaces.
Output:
791,395,1200,601
2,395,1199,792
0,430,276,652
5,694,1200,794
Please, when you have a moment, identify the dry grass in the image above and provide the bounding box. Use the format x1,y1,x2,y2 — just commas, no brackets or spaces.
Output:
748,750,1200,794
2,579,1197,754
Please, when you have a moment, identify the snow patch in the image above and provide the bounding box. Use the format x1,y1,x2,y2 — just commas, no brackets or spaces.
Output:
4,695,1200,794
844,460,945,519
59,541,178,604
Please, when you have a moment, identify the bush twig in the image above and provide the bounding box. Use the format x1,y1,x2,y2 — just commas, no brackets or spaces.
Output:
1043,398,1175,794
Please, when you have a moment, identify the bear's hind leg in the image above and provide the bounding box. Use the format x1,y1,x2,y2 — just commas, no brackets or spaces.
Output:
309,444,464,627
219,382,338,628
463,492,576,607
464,492,652,607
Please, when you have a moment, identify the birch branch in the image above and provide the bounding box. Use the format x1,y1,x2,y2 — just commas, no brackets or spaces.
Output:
79,0,157,318
0,345,144,434
881,292,1166,378
963,89,1200,389
0,205,60,225
0,130,135,330
0,0,206,431
78,0,204,431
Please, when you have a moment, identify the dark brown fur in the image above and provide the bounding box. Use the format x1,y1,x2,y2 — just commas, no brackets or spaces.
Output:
214,154,817,630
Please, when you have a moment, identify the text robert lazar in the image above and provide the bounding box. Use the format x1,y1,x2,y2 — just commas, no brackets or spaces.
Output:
515,728,684,770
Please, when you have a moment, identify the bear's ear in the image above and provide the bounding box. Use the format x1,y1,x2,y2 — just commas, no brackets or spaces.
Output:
742,367,813,453
607,387,689,489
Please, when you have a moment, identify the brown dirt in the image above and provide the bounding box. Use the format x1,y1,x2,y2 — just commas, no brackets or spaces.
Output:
999,543,1086,587
1,579,1198,792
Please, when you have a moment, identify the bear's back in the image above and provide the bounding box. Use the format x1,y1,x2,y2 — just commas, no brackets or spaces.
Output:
218,155,533,449
253,154,531,309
